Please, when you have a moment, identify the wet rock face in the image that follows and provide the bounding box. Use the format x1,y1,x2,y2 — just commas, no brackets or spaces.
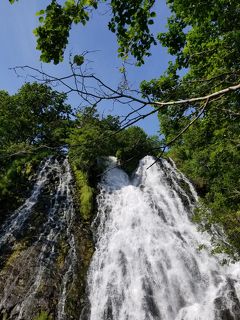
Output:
0,158,94,320
214,279,240,320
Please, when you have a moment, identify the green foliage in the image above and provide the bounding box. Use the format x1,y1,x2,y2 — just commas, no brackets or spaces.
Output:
108,0,157,64
157,0,240,72
34,0,91,64
71,165,93,221
116,127,160,173
33,311,52,320
68,106,120,172
10,0,157,65
73,54,84,66
68,106,160,174
0,83,72,218
0,82,72,148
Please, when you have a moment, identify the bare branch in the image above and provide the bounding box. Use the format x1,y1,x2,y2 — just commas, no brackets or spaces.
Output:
9,64,240,169
153,83,240,107
11,65,240,112
0,145,64,159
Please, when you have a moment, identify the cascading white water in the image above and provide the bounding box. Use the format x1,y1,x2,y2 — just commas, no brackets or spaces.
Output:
87,156,240,320
0,158,77,320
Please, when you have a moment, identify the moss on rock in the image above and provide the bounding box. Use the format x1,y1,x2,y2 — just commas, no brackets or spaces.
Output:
33,311,53,320
3,241,27,270
71,164,94,221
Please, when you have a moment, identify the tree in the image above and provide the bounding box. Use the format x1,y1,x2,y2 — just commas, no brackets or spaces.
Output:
116,126,160,173
68,106,120,171
0,82,72,149
0,83,72,220
68,106,159,173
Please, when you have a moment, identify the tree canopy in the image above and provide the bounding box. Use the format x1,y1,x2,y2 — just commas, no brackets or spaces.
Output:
68,106,160,174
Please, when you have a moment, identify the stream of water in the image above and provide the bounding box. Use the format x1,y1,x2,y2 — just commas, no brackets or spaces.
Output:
87,156,240,320
0,158,77,320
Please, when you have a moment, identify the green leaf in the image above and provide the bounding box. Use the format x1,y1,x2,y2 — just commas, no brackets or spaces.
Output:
73,54,84,66
36,9,45,16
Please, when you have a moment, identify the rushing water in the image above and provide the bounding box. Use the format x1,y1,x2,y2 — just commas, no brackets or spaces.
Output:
0,158,77,320
87,156,240,320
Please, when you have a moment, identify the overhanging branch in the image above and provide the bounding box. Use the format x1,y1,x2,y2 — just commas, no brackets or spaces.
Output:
8,64,240,167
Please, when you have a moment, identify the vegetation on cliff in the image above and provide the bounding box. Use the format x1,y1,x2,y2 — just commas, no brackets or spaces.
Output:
33,311,52,320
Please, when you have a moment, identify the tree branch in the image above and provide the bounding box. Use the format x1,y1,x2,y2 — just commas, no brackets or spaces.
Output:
146,98,210,170
9,64,240,168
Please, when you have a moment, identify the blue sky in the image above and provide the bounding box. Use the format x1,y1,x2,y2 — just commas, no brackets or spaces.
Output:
0,0,172,135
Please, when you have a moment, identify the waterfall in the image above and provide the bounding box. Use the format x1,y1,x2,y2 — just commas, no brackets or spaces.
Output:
0,155,240,319
0,158,78,320
87,156,240,320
